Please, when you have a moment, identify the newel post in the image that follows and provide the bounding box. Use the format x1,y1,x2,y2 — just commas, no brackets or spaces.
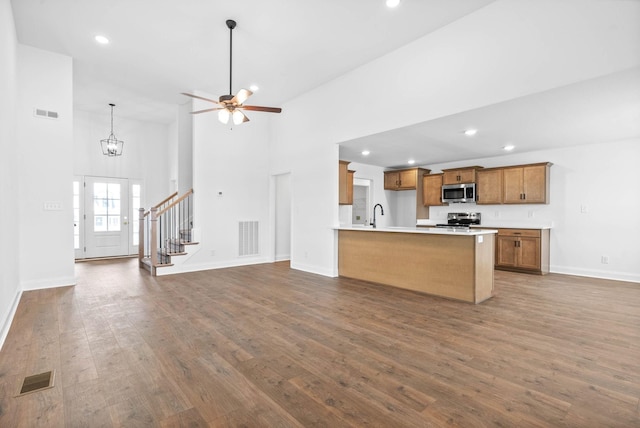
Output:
138,208,145,264
150,206,158,267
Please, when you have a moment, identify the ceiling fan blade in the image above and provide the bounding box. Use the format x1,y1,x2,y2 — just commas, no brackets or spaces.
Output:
181,92,220,104
242,105,282,113
232,89,253,105
191,107,223,114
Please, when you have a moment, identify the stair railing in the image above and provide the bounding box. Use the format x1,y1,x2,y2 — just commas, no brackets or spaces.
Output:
139,189,194,274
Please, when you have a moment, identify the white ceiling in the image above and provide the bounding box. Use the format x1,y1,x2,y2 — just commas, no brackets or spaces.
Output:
11,0,495,123
10,0,640,167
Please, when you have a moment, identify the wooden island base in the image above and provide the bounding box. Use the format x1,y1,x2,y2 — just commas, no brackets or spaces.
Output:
338,229,495,303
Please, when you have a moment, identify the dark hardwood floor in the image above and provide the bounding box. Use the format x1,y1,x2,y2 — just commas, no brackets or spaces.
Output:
0,259,639,427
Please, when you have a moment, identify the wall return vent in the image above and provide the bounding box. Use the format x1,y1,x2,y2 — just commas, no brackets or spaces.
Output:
34,108,59,119
239,221,259,256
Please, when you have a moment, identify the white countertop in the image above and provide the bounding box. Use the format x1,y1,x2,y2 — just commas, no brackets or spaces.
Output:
416,219,553,229
336,225,497,236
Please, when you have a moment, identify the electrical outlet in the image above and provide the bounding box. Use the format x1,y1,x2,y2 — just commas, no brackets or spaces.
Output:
601,256,609,264
581,205,588,214
528,211,534,218
210,250,216,256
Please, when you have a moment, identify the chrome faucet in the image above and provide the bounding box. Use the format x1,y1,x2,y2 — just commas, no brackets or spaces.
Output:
370,203,384,228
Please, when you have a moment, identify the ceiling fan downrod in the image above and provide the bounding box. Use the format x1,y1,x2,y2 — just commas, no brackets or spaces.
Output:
226,19,236,97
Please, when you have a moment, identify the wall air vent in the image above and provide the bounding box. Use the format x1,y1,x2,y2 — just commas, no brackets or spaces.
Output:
34,108,59,119
239,221,259,256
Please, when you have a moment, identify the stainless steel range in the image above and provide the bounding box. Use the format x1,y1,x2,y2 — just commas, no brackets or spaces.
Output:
436,212,481,231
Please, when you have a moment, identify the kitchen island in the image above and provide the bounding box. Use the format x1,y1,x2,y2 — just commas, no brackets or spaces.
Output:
336,226,497,303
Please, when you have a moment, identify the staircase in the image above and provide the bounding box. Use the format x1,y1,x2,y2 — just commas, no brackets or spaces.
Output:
139,189,198,275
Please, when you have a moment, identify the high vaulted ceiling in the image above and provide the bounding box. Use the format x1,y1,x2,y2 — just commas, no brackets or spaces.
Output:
11,0,495,123
10,0,640,167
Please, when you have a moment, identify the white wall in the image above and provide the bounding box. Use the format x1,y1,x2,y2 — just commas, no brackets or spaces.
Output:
425,139,640,282
271,0,640,280
0,0,21,349
73,109,171,207
274,173,291,261
165,99,272,273
177,102,193,195
17,45,75,290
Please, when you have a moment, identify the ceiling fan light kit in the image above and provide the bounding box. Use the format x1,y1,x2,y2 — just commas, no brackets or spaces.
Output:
182,19,281,125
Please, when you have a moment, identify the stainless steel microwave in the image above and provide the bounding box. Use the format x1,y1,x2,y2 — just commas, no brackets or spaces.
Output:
442,183,476,203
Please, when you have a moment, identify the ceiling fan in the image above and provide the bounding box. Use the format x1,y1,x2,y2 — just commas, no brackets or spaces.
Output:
182,19,282,125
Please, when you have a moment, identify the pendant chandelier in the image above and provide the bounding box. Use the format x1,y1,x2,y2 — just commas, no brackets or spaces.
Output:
100,103,124,156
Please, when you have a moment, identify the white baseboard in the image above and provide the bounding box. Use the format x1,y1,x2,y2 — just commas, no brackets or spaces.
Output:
289,261,337,278
550,265,640,284
0,288,22,352
20,276,77,291
155,256,272,276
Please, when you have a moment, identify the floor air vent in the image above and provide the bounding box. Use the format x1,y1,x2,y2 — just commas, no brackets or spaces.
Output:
17,370,55,396
239,221,259,256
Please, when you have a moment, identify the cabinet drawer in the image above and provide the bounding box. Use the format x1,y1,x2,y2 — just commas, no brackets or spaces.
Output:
497,228,541,238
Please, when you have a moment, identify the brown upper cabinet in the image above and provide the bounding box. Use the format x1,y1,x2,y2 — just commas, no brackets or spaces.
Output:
339,161,355,205
476,168,504,205
422,173,446,206
503,163,551,204
442,166,483,185
384,168,429,190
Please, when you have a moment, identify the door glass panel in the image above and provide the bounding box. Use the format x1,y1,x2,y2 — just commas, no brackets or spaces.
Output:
108,216,121,231
94,215,107,232
93,182,121,232
93,183,107,199
94,198,108,215
108,183,121,199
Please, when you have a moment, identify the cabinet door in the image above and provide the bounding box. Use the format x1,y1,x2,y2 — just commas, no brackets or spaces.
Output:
346,170,355,205
339,161,349,204
503,167,524,203
442,171,460,185
518,237,541,270
522,165,547,203
422,174,444,206
496,236,518,267
476,169,503,204
398,169,417,189
384,172,399,190
457,169,476,184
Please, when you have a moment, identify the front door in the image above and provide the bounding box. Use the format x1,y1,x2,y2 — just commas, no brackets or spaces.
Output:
84,177,130,258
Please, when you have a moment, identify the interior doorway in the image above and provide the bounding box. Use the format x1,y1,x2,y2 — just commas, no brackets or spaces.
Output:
352,178,372,226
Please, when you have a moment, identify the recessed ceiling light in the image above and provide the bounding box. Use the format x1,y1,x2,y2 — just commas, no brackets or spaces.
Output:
503,144,515,151
249,84,259,92
361,150,370,156
386,0,401,8
95,35,109,45
408,159,416,165
464,129,477,137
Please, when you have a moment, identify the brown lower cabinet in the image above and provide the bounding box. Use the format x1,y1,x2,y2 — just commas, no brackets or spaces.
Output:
495,228,550,274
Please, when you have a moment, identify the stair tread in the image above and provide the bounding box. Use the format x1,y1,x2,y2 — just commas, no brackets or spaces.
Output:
182,241,199,245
